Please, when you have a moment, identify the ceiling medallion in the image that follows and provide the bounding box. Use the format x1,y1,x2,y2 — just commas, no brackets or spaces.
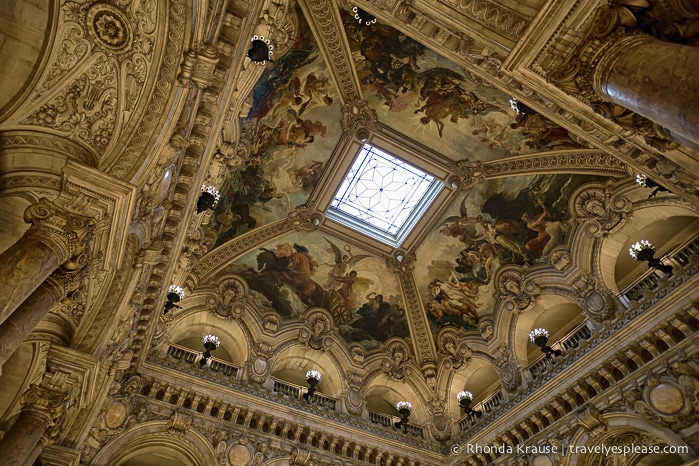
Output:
86,4,133,54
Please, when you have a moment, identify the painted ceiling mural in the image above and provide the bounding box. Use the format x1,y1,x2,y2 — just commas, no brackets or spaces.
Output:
210,7,591,249
229,230,411,351
211,7,342,247
341,10,588,161
414,174,605,336
210,9,608,357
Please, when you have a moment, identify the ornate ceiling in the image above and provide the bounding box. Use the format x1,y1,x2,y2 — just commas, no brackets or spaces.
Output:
0,0,698,465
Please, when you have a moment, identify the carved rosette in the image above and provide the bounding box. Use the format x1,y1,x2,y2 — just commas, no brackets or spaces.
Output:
22,1,158,157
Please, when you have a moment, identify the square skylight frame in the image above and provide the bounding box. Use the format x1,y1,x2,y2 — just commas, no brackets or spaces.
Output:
326,143,444,248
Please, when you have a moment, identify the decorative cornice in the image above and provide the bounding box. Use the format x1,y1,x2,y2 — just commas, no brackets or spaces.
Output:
482,150,627,178
298,0,361,103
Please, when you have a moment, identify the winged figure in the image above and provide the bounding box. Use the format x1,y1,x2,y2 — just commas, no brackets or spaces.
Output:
321,238,372,289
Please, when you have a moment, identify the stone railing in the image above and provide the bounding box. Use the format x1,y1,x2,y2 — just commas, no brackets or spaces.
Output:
368,410,424,437
620,235,699,305
166,343,241,379
271,378,338,410
527,320,594,379
457,387,503,430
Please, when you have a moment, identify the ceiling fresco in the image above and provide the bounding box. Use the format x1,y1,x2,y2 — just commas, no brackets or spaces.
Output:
228,230,410,351
340,10,588,161
211,7,342,247
209,8,621,358
414,173,606,336
210,7,591,249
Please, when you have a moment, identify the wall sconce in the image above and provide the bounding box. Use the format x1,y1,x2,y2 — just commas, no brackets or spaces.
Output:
200,334,220,366
196,185,220,213
353,7,376,25
394,401,412,430
247,35,273,64
635,174,669,198
163,285,185,314
302,370,321,402
456,391,482,419
629,239,673,276
529,328,562,358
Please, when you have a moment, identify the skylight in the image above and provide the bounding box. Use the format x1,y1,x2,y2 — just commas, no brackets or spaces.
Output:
327,144,443,247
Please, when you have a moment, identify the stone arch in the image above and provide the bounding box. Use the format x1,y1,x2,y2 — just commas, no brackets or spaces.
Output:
166,308,248,365
0,341,47,423
566,413,695,466
446,354,500,422
0,1,55,117
90,421,217,466
509,294,587,368
594,199,699,294
364,371,428,425
270,343,344,399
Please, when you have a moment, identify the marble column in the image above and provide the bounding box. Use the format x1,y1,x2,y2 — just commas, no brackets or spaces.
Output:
592,33,699,148
0,385,66,466
0,199,92,328
0,275,66,367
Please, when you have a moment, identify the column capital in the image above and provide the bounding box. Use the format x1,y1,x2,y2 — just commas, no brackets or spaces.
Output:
21,384,68,428
24,198,95,266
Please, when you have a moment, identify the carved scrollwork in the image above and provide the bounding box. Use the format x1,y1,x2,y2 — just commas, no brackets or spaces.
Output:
299,312,333,350
427,398,452,441
166,410,193,437
572,185,630,236
344,373,365,415
382,341,411,381
448,161,486,191
492,345,522,392
341,99,377,133
214,278,247,318
287,206,321,232
25,198,96,261
572,274,617,321
248,342,273,384
497,269,540,313
438,330,471,370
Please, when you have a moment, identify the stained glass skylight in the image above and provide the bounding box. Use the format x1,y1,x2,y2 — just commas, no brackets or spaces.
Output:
327,144,443,247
